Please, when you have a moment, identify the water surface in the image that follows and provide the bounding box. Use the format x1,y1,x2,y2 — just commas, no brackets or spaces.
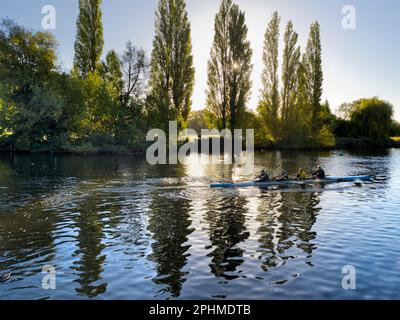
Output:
0,149,399,299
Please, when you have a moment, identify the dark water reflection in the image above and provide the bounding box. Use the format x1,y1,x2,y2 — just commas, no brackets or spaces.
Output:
148,190,193,298
0,149,400,299
205,193,249,280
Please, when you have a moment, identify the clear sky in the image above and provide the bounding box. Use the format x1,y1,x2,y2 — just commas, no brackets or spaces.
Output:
2,0,400,119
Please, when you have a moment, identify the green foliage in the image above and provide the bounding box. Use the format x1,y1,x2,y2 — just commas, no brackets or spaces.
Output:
79,45,149,151
281,20,300,140
334,98,394,140
0,16,149,154
73,0,104,78
0,19,57,97
239,110,269,147
1,6,395,154
80,71,115,136
116,42,149,147
316,124,336,148
333,118,351,137
206,0,230,130
0,20,85,152
203,108,220,130
206,0,253,130
100,50,123,101
255,18,333,149
337,102,353,120
390,121,400,137
346,98,394,138
148,0,195,131
187,110,207,133
303,21,323,133
258,11,280,142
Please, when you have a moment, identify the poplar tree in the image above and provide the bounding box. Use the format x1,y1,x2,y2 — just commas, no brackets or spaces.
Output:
73,0,104,78
281,20,300,139
148,0,195,130
206,0,253,130
101,50,123,101
206,0,231,129
303,21,323,132
257,11,280,141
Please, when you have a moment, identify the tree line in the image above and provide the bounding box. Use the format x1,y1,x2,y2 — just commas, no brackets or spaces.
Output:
0,0,398,153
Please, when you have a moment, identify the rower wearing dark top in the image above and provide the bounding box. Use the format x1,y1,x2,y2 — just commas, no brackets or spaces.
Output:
312,166,326,179
255,170,269,183
275,169,289,181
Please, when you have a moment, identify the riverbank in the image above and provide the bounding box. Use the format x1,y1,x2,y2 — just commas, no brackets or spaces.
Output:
335,137,400,149
256,137,400,151
1,137,399,155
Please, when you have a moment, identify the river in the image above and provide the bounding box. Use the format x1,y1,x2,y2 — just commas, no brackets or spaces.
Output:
0,149,399,300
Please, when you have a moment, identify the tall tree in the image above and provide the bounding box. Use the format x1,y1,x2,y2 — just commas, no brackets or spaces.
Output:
206,0,231,129
97,43,149,141
121,42,148,110
290,58,313,145
0,19,84,151
227,4,253,130
281,20,300,138
73,0,104,78
206,0,253,130
303,21,323,132
101,50,123,102
257,11,280,141
148,0,195,130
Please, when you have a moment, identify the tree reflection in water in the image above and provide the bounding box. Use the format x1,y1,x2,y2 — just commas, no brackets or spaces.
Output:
256,189,320,273
204,193,250,280
147,190,194,298
71,195,107,298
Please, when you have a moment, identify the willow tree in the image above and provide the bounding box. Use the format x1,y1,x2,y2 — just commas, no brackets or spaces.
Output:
303,21,323,132
73,0,104,78
257,11,280,141
281,20,300,139
148,0,195,130
206,0,253,130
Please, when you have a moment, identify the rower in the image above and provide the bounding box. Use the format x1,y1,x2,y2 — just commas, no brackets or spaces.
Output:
255,170,269,183
312,166,326,179
275,169,289,181
296,168,307,181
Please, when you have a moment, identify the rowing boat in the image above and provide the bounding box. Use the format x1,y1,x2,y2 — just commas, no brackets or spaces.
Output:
210,176,373,188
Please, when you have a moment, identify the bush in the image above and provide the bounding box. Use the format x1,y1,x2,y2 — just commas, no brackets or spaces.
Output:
316,124,336,148
389,121,400,137
348,98,393,138
332,118,352,137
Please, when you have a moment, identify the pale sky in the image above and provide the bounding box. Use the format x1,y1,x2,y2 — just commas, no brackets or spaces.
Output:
2,0,400,119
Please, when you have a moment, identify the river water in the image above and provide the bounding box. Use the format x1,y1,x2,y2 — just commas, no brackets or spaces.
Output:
0,149,399,300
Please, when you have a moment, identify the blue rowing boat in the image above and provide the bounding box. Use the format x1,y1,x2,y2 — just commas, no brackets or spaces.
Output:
210,175,373,188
